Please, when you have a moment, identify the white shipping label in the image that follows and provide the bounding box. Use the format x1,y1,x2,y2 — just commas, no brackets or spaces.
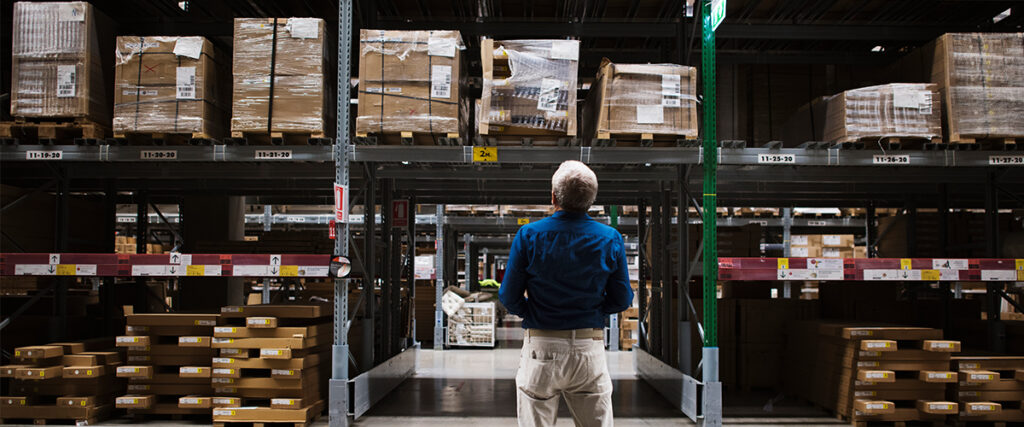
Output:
296,266,330,277
179,337,200,343
932,259,968,270
123,89,159,96
431,65,452,99
791,247,810,257
213,358,232,364
662,74,682,107
981,270,1016,281
15,264,56,276
176,67,196,99
74,265,97,275
537,79,561,112
57,65,76,98
287,18,319,39
807,258,844,270
261,349,284,356
180,367,200,374
549,40,579,60
428,36,456,57
822,235,842,246
791,235,808,246
131,265,167,276
181,398,200,405
58,4,86,21
173,37,204,59
893,88,930,110
636,105,664,124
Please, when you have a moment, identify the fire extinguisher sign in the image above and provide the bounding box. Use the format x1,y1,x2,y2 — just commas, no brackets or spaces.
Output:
392,199,410,228
334,183,349,223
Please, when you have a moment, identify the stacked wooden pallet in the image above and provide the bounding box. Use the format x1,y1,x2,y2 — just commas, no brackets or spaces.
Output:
787,322,960,425
952,355,1024,423
115,308,218,418
0,341,122,425
211,305,330,427
619,306,639,351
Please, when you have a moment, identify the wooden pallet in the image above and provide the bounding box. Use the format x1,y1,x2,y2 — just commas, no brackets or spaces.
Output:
226,131,330,146
474,135,579,147
948,136,1022,150
0,118,107,145
354,131,462,146
111,132,219,146
592,132,699,147
834,136,943,150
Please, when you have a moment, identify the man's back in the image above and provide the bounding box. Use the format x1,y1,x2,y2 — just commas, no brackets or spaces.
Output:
499,210,632,330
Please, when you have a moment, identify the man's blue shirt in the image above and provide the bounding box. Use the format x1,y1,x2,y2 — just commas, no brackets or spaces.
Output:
498,210,634,330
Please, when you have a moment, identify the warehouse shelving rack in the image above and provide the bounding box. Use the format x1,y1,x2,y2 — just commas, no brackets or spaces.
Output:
3,1,1024,426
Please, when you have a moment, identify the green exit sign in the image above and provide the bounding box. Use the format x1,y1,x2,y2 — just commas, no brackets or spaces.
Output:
710,0,726,31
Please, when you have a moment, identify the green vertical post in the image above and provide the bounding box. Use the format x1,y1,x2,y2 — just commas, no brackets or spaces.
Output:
609,205,619,228
700,0,719,373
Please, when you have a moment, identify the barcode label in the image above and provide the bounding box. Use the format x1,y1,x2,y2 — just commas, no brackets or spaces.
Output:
537,78,561,112
57,65,76,98
431,65,452,99
176,67,196,99
662,74,681,107
123,89,159,96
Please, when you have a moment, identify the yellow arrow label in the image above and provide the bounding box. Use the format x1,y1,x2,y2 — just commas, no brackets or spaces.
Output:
517,218,529,225
900,259,912,270
280,265,298,277
921,270,940,281
56,264,75,275
777,258,789,269
1016,259,1024,270
473,147,497,162
187,265,205,276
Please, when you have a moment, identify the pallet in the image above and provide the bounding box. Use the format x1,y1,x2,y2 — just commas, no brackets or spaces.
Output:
213,422,312,427
591,132,699,147
226,131,330,146
948,136,1022,150
354,131,462,146
0,118,107,145
473,135,580,147
212,399,324,426
111,132,219,146
833,136,942,151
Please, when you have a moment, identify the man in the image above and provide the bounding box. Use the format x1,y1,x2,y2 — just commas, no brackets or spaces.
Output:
499,160,634,427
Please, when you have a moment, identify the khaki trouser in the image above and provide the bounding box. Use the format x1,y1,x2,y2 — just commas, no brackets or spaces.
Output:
515,330,613,427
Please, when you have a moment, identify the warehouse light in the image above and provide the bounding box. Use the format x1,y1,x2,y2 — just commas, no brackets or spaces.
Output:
993,8,1011,23
871,45,884,52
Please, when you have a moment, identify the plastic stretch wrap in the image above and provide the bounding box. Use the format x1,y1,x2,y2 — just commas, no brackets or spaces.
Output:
823,83,941,143
113,36,226,136
231,18,328,134
584,60,697,139
11,1,110,121
355,30,466,136
480,39,579,135
934,33,1024,139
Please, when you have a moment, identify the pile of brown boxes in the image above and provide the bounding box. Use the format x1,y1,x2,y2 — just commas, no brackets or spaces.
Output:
790,234,864,259
786,323,960,423
231,18,330,142
951,356,1024,423
113,36,227,139
479,38,579,138
211,305,330,425
0,341,122,424
822,83,942,144
115,308,218,417
619,305,639,351
583,60,698,145
356,30,466,144
10,1,112,123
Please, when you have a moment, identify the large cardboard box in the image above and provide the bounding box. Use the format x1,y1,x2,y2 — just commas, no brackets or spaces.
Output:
823,83,941,143
10,2,112,122
113,36,226,136
356,30,465,137
231,18,330,135
584,60,697,140
479,38,579,136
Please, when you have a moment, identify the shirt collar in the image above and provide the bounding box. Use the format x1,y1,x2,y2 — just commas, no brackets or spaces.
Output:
552,210,591,220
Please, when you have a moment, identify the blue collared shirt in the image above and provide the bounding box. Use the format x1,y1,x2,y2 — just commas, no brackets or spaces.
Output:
498,210,634,330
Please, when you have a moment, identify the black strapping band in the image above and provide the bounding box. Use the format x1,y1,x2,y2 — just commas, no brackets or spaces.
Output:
267,18,279,134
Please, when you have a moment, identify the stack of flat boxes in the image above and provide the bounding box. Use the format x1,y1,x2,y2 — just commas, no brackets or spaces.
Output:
787,323,960,423
790,234,863,259
0,342,122,424
952,356,1024,423
115,311,218,416
211,305,330,425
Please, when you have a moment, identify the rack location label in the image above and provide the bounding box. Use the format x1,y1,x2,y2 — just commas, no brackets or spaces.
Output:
141,150,177,160
757,153,795,164
26,151,63,160
989,155,1024,165
873,154,910,165
254,150,292,160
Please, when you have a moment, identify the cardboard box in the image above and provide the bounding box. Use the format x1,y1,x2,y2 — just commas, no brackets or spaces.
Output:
211,336,320,350
212,352,325,370
916,400,957,414
584,60,697,140
178,395,212,408
356,30,464,136
1,396,30,407
213,400,324,422
0,365,32,377
10,2,112,122
919,371,957,383
791,246,822,258
14,345,64,360
57,396,95,407
270,397,305,409
116,365,153,378
231,18,329,135
822,247,853,259
246,317,278,328
791,235,822,247
115,394,154,409
15,366,63,380
113,36,226,136
49,342,87,354
823,83,941,143
212,397,240,407
62,365,105,378
923,340,961,352
822,234,855,248
220,305,326,319
479,38,578,136
116,336,151,347
63,352,117,366
220,348,250,358
214,323,330,339
212,367,240,378
962,401,1001,415
853,399,895,415
125,312,218,327
178,336,211,347
179,366,211,378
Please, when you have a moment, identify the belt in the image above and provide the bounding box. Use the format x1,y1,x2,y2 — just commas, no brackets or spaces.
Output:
526,328,604,340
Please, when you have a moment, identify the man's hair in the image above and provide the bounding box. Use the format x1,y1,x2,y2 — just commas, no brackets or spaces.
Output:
551,160,598,212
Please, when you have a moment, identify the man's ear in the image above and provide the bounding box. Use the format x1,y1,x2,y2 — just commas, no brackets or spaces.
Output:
551,192,558,207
